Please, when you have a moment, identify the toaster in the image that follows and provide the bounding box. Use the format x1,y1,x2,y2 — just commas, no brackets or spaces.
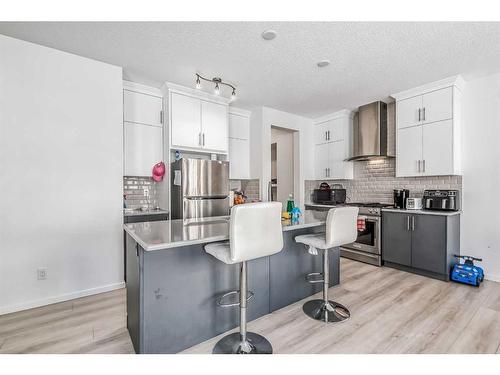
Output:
406,197,423,210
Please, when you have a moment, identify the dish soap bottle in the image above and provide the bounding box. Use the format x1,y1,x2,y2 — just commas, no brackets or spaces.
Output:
286,194,295,213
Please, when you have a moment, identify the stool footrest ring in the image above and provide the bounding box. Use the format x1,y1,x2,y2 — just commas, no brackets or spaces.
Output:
217,290,254,307
305,272,324,284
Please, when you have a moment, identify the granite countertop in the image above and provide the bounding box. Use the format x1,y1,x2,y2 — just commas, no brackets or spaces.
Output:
124,210,326,251
124,208,169,217
381,208,462,216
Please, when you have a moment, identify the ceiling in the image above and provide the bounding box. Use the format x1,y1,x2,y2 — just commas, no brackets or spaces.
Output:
1,22,499,118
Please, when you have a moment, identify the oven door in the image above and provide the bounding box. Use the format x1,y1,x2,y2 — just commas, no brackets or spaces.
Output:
344,215,380,255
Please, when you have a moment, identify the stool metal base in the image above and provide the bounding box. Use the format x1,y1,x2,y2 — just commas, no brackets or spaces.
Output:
303,299,350,323
212,332,273,354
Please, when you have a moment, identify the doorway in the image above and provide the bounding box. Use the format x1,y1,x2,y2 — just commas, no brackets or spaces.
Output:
270,126,297,208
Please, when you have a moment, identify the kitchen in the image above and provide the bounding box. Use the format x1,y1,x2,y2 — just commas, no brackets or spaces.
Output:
1,15,500,369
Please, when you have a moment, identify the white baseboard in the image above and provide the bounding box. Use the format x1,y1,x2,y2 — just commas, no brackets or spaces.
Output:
0,281,125,315
485,273,500,283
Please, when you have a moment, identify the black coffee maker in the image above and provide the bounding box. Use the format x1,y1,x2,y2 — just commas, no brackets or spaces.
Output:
393,189,410,209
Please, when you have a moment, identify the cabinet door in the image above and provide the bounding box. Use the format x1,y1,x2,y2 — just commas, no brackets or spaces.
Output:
422,87,452,124
329,118,344,141
382,212,412,267
396,95,423,129
328,140,348,179
228,113,249,140
170,93,201,149
228,137,250,179
124,122,163,176
314,143,329,179
396,126,423,177
422,120,453,176
411,215,447,274
314,121,330,144
201,101,228,152
124,90,163,127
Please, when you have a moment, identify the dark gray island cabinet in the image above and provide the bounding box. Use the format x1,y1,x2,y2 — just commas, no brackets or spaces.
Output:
381,209,461,281
124,214,338,354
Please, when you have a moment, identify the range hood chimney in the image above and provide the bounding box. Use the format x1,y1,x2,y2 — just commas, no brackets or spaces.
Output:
347,101,394,161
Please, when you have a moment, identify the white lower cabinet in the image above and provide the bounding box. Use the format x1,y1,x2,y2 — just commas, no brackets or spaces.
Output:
124,122,163,176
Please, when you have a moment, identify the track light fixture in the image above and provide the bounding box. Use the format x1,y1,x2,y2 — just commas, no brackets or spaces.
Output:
195,74,236,100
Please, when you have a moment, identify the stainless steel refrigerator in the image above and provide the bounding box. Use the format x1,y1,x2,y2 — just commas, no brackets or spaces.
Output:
170,158,230,222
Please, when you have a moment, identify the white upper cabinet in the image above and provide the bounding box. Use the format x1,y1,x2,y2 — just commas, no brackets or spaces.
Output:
123,90,163,127
422,120,454,176
228,108,251,180
421,87,453,124
170,92,202,149
313,110,354,180
396,95,423,129
122,82,164,177
396,126,422,177
167,86,229,153
314,118,344,144
228,113,250,140
124,122,163,176
392,75,463,177
201,101,228,152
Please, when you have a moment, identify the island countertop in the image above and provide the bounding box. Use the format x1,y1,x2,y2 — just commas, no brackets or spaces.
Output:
123,210,327,251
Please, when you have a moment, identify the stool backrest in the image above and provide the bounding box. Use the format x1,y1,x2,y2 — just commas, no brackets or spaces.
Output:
229,202,284,263
325,207,359,248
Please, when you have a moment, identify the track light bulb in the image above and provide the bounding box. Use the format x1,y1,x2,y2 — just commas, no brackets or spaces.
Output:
231,89,236,101
214,83,220,95
195,76,201,89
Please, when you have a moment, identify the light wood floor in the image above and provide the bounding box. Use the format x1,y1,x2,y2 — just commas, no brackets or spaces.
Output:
1,258,499,354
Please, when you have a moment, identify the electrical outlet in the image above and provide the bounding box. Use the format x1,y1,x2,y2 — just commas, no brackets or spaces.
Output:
37,268,47,280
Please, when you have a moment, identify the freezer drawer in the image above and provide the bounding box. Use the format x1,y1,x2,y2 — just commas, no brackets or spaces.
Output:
183,197,230,221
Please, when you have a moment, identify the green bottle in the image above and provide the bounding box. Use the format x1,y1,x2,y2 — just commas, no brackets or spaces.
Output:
286,194,295,213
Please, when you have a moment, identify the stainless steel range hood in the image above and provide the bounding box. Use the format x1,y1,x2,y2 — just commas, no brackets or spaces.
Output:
347,101,395,161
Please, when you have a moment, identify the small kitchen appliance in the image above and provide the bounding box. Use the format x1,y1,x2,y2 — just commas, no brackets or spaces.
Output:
406,197,423,210
451,255,484,287
393,189,410,209
423,190,460,211
313,183,346,205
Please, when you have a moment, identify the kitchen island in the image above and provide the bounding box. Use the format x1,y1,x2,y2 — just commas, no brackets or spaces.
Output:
123,210,338,354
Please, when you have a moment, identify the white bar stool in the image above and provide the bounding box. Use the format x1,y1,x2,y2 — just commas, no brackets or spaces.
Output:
295,206,358,323
204,202,283,354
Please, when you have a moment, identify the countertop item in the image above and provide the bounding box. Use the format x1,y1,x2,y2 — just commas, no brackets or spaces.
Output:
124,208,169,217
123,210,326,251
382,208,461,216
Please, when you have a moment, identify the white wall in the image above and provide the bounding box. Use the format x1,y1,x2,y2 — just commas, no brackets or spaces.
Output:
462,72,500,282
0,35,124,314
271,127,295,206
253,107,314,210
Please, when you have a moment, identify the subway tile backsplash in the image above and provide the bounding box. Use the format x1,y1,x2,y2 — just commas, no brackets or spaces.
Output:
123,176,161,210
305,158,462,204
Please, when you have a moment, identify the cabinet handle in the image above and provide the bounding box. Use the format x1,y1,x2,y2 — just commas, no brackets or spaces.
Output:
198,132,201,146
423,107,426,121
418,108,421,122
202,133,205,146
417,160,421,173
422,159,426,173
406,216,410,231
411,216,415,231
